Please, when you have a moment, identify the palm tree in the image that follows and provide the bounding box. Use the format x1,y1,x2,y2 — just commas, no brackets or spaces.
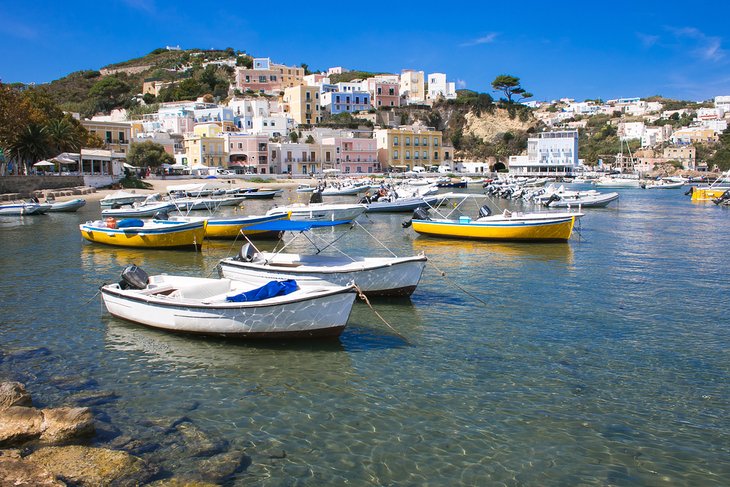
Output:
46,117,82,154
6,124,51,174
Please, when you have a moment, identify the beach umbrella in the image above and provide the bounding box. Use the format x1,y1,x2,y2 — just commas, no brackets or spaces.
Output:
33,160,55,167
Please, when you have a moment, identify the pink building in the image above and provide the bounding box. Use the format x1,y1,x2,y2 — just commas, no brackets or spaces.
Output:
223,133,270,173
322,136,379,173
365,79,400,109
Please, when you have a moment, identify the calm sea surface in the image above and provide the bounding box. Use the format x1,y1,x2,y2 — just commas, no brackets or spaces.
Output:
1,185,729,485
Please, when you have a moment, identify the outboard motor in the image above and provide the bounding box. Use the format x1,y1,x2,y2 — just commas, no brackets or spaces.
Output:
712,189,730,205
153,210,169,220
402,206,431,228
309,191,323,204
544,194,561,207
119,265,149,290
478,204,492,218
237,243,256,262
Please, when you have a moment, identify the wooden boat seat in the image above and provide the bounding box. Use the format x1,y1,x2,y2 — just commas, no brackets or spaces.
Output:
139,284,177,296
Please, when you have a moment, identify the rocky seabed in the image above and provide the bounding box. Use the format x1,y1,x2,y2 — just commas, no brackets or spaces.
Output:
1,348,252,486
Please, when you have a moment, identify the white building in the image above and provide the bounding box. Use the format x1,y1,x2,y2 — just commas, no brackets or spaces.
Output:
400,70,425,104
618,122,646,141
508,130,579,177
714,95,730,112
426,73,456,102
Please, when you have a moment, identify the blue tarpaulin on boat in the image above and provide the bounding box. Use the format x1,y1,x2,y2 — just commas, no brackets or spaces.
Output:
117,218,144,228
244,220,350,232
225,279,298,302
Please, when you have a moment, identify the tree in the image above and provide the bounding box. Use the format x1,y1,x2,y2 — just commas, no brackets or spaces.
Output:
89,75,132,113
491,75,532,104
305,135,315,144
289,132,299,143
127,141,174,168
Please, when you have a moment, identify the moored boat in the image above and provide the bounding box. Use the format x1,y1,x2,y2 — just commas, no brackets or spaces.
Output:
167,212,290,239
47,198,86,212
406,204,582,242
266,202,366,222
101,266,357,338
218,221,427,297
80,219,206,249
544,191,619,208
100,191,148,208
0,202,51,215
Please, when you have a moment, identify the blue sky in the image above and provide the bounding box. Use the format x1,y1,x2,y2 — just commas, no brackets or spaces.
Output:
1,0,728,102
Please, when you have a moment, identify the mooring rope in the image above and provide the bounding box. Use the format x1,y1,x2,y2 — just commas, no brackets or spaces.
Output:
425,258,489,306
84,288,102,305
353,284,409,344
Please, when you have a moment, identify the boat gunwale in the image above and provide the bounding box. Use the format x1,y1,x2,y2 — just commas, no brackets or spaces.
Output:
219,254,428,275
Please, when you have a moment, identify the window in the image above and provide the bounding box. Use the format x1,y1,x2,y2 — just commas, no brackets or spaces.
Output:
394,150,399,159
377,87,382,95
105,131,112,142
393,136,399,146
414,138,419,146
423,151,427,159
434,137,439,147
405,137,411,146
118,131,124,142
389,88,394,96
405,151,410,160
423,137,427,145
258,75,267,83
434,151,439,160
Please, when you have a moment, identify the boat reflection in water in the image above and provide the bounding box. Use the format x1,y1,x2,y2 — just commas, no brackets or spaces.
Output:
411,237,575,267
80,244,208,279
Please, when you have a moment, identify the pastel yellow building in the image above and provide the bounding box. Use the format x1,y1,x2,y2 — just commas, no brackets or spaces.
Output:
283,85,322,125
183,123,226,167
374,126,445,171
80,120,132,154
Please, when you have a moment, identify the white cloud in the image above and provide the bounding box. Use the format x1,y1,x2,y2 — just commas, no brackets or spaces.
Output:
123,0,156,14
637,33,659,48
460,33,498,47
667,26,725,62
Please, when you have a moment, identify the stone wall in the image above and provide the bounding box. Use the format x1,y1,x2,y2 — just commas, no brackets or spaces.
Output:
0,176,86,196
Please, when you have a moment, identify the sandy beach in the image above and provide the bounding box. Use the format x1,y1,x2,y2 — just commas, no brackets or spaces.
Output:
46,176,318,203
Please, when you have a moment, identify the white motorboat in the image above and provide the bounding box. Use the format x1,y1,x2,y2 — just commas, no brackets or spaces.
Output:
170,196,246,211
320,184,366,196
362,194,444,213
641,181,684,189
218,221,427,297
296,184,316,193
544,191,619,208
47,198,86,212
266,202,366,222
100,191,148,208
101,194,176,217
101,266,357,338
593,176,641,188
0,202,51,215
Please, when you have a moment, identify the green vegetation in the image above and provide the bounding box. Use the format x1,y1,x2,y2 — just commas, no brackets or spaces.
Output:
708,128,730,171
117,176,153,189
328,71,385,84
491,75,532,104
318,112,374,129
127,140,174,168
0,83,101,174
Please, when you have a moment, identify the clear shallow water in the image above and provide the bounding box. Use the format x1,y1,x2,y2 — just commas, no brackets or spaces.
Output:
1,187,729,485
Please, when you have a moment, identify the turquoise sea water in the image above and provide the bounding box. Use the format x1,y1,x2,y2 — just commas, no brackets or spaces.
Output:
1,186,729,485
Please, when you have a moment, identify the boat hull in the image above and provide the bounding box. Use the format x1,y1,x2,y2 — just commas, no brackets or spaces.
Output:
181,213,288,239
219,255,427,296
101,202,177,218
412,217,577,242
267,204,366,222
365,196,442,213
0,203,47,215
80,221,206,249
547,192,619,208
47,199,86,212
691,187,729,201
101,284,356,338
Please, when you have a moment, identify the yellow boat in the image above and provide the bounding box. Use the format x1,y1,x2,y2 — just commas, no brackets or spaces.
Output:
80,219,206,249
690,170,730,201
411,213,580,242
168,213,290,239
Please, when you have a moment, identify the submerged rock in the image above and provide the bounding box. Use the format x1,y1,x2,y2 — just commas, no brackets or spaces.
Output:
0,381,33,410
67,390,120,407
40,407,95,444
0,406,44,447
147,479,219,487
27,445,156,486
0,405,94,448
194,449,251,483
0,455,64,486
